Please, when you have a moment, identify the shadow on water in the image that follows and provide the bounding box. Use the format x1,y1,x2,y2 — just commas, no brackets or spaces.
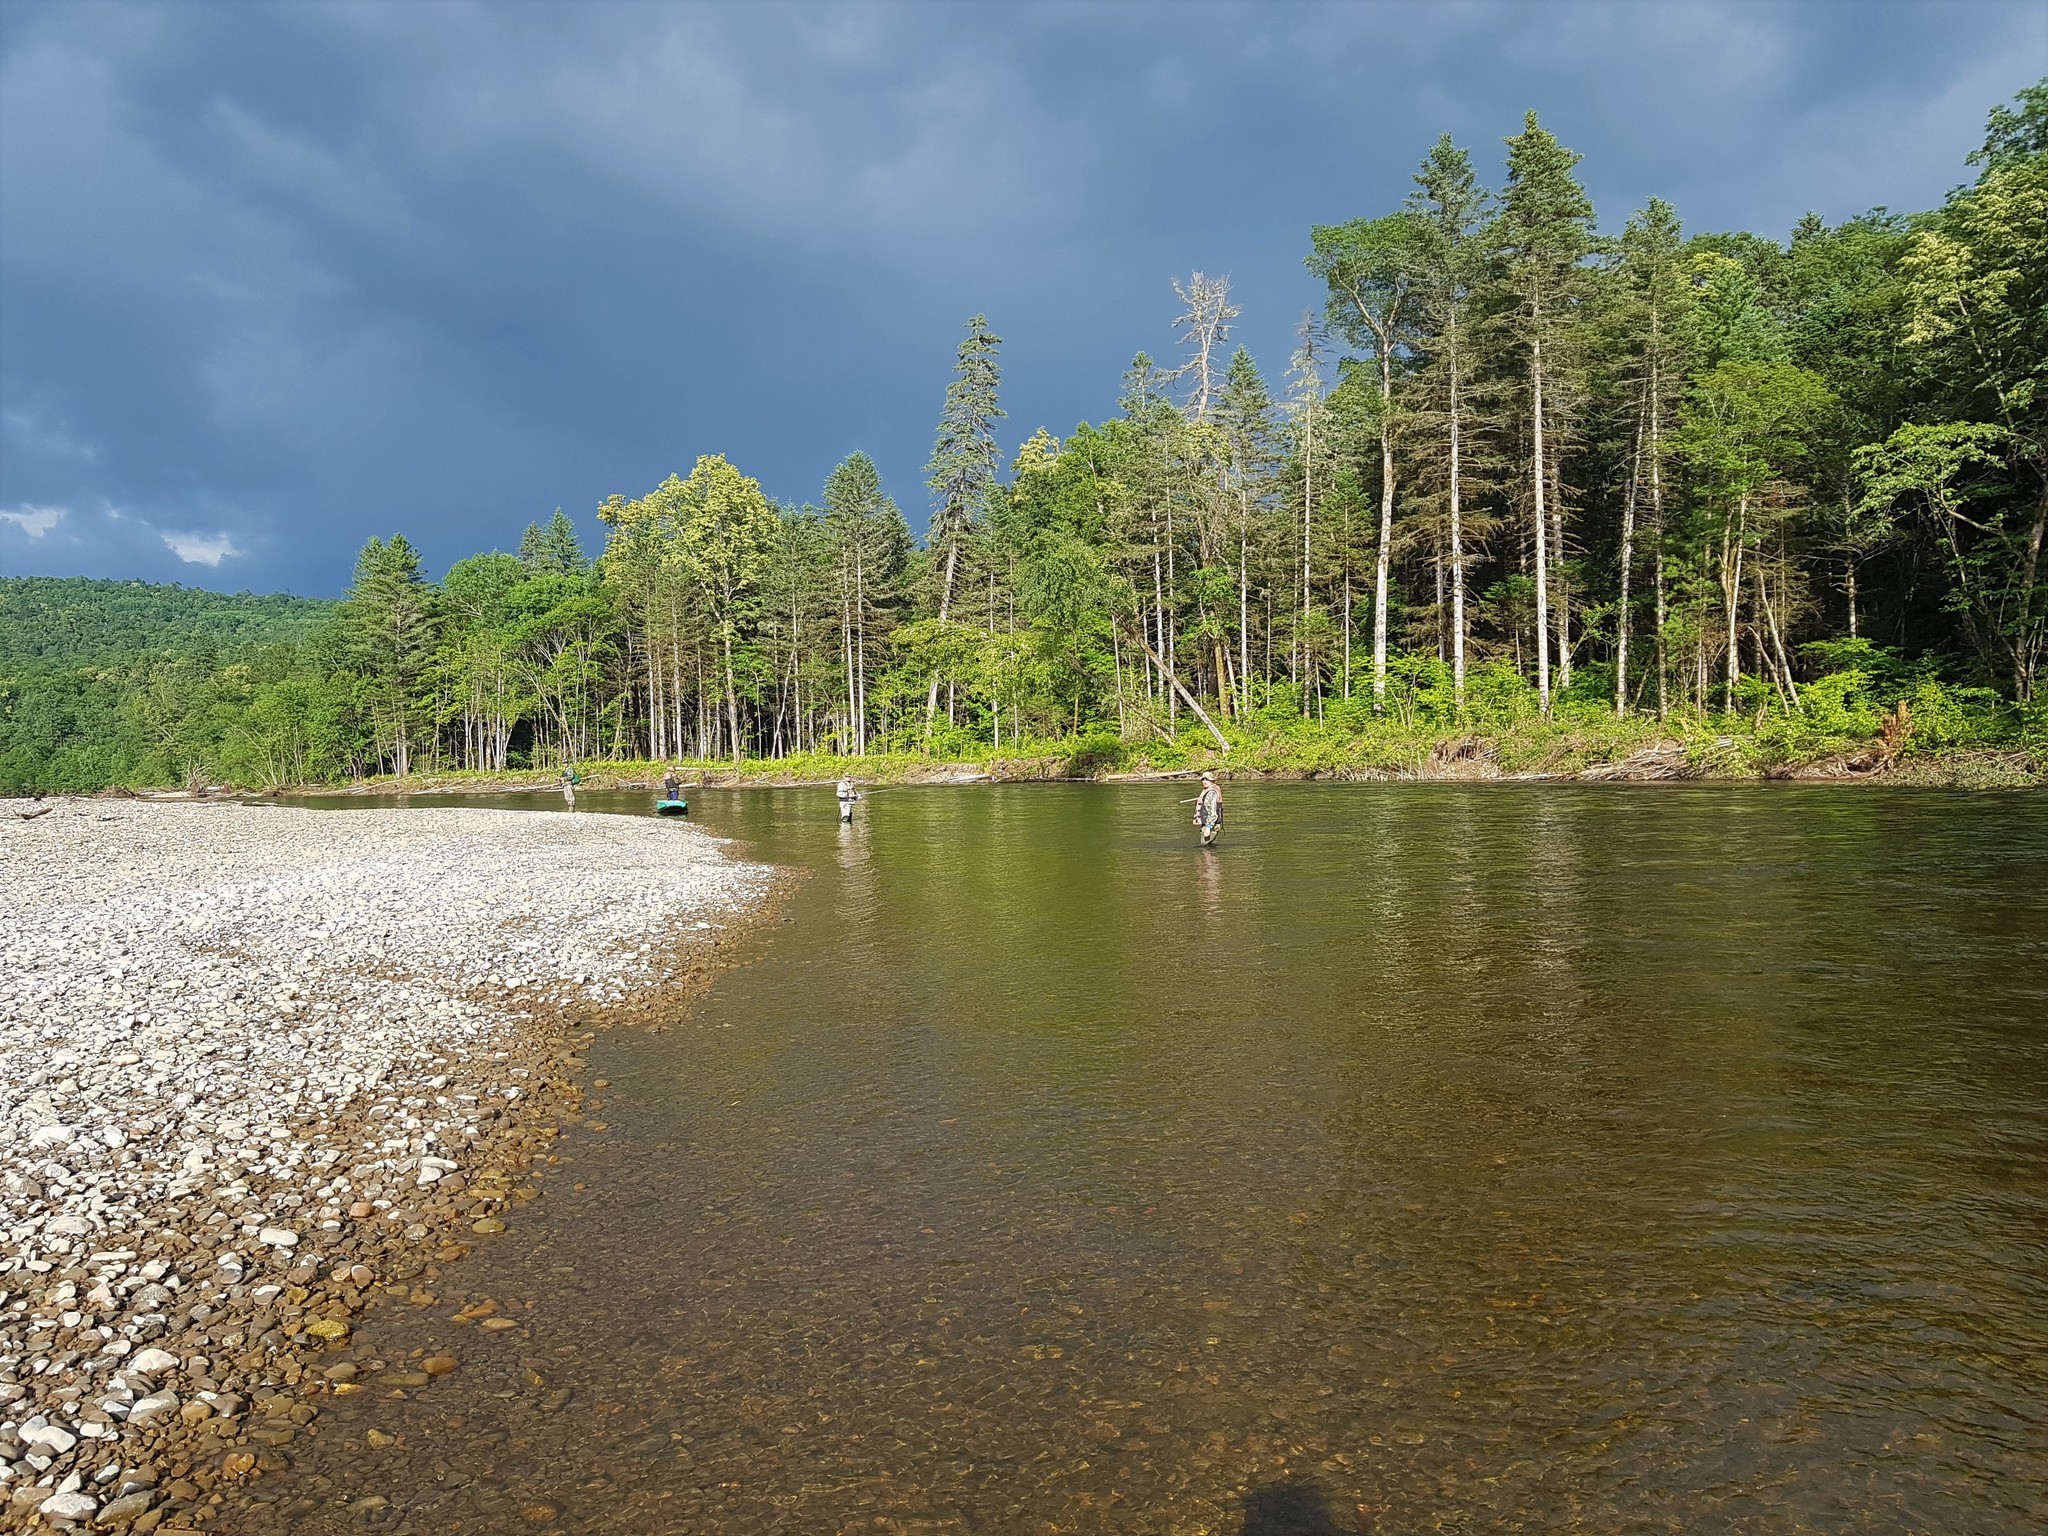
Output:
1240,1478,1358,1535
256,782,2048,1534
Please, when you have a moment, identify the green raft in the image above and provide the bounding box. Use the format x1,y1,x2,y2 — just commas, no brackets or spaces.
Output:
655,799,690,817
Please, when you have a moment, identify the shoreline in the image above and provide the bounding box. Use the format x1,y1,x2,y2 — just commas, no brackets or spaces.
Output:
0,801,773,1531
199,739,2040,799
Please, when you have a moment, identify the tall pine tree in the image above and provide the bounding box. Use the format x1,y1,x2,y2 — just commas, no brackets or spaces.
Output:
1408,134,1492,703
923,314,1004,734
1495,112,1596,710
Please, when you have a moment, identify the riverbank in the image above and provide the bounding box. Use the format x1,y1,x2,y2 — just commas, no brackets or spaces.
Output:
0,800,770,1531
279,728,2041,800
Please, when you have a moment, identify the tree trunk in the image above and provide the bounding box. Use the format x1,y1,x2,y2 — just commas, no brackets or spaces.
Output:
1372,350,1395,704
1238,521,1251,716
1531,328,1552,712
922,536,962,741
2018,484,2046,701
1756,562,1798,711
1448,337,1466,707
1616,407,1643,717
1301,392,1314,714
855,545,869,755
1723,495,1747,705
1127,627,1230,753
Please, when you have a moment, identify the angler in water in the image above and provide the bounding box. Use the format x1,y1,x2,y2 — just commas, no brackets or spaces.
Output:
657,766,689,816
836,775,860,823
1190,772,1223,847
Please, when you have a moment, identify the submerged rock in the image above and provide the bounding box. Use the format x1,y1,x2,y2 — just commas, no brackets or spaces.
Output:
0,798,771,1516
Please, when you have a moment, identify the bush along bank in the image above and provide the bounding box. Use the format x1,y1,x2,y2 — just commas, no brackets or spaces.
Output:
307,654,2043,797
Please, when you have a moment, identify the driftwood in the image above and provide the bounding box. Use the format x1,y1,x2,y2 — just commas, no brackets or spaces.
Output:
1577,741,1697,781
15,805,54,821
1120,626,1231,754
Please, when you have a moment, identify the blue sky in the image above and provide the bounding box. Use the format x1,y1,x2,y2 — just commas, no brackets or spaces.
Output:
2,0,2042,596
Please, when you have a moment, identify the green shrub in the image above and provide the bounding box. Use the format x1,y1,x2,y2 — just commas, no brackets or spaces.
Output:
1063,730,1127,777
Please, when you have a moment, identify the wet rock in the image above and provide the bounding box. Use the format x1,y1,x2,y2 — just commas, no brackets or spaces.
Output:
39,1490,99,1523
0,798,770,1517
93,1489,157,1526
126,1394,179,1426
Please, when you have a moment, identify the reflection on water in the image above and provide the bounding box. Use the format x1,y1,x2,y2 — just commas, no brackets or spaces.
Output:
256,784,2048,1533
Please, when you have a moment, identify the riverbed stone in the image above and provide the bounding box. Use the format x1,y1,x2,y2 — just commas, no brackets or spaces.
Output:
39,1490,99,1523
93,1489,157,1525
0,799,769,1504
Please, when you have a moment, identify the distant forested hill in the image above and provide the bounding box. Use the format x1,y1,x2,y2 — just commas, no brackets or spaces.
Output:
0,577,332,668
0,578,336,794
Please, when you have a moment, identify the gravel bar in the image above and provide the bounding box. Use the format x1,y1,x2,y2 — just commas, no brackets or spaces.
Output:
0,799,770,1531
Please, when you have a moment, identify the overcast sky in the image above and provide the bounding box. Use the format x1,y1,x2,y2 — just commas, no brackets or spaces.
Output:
3,0,2042,596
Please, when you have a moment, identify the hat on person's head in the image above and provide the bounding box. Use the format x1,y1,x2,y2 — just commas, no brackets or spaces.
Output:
1200,771,1215,781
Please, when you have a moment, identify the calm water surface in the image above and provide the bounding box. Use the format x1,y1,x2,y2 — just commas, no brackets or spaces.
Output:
260,784,2047,1534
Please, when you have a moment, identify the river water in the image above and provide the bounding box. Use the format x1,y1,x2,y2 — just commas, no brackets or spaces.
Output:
254,783,2047,1534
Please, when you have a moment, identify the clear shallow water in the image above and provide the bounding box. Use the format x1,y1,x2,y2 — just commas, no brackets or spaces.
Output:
258,784,2048,1534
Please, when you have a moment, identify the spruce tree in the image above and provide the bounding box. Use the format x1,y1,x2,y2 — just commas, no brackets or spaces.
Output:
1495,111,1596,711
1216,347,1278,711
823,451,910,753
924,314,1005,621
1408,134,1492,704
341,534,435,776
923,314,1004,737
518,509,587,575
1613,197,1690,715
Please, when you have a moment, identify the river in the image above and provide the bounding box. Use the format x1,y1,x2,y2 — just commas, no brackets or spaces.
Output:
248,782,2047,1534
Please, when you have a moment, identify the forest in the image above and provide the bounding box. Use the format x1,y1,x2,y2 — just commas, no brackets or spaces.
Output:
2,82,2043,795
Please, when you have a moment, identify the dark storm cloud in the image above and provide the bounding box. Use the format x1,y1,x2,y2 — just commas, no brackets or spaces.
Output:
2,0,2041,593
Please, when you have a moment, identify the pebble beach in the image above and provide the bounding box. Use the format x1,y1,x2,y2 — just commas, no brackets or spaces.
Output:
0,799,769,1531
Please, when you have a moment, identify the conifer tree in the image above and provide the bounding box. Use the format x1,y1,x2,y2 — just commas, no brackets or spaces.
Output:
923,314,1004,733
1612,198,1690,715
1495,112,1596,711
1408,135,1492,704
341,534,435,776
1216,347,1278,712
823,451,910,753
518,509,587,575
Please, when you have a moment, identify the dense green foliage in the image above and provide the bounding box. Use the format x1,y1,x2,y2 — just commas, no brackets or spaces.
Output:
0,580,334,793
0,578,329,667
5,84,2043,793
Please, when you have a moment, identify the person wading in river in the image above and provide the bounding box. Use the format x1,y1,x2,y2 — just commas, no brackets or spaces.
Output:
836,775,860,823
560,764,579,809
1190,772,1223,847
